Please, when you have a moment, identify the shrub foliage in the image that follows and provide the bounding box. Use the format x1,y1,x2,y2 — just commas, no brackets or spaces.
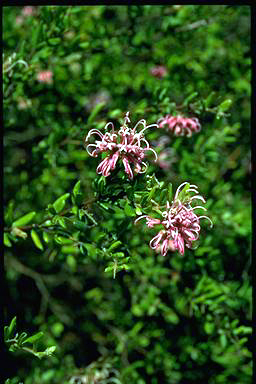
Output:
3,5,251,384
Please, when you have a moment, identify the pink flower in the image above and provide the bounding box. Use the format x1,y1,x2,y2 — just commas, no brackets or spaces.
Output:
150,66,168,78
156,148,177,170
158,115,201,137
85,112,158,180
135,182,213,256
37,70,53,84
15,16,24,25
22,6,35,16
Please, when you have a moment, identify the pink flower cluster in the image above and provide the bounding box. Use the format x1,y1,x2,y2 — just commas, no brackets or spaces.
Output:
150,66,168,78
37,70,53,84
22,6,35,16
85,112,158,180
158,115,201,137
16,6,36,25
135,182,213,256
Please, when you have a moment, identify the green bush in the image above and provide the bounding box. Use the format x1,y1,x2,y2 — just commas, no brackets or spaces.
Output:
4,5,251,384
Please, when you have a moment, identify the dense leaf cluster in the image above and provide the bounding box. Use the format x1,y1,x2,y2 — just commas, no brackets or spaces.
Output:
3,5,251,384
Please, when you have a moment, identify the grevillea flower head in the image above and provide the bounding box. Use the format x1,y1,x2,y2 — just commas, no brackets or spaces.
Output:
150,66,168,78
85,112,158,180
135,182,213,256
158,115,201,137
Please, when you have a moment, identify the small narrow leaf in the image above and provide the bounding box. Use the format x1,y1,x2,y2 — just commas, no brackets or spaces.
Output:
220,334,227,348
112,252,125,258
73,180,81,197
44,346,57,356
168,183,173,202
48,37,61,45
87,102,105,124
218,99,232,112
73,220,88,231
135,205,142,215
4,326,9,340
31,230,44,250
23,331,44,344
7,316,17,339
124,202,135,217
12,212,36,227
184,92,198,105
205,91,216,108
43,231,50,243
53,193,70,214
108,241,122,252
4,233,12,247
33,346,56,359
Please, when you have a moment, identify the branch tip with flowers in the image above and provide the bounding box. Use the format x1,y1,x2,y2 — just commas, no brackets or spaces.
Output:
85,112,158,180
135,182,213,256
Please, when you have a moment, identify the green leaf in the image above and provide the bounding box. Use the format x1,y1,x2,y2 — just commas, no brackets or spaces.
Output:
23,331,44,344
204,322,215,335
112,252,125,258
12,212,36,227
73,220,88,231
135,205,142,215
53,193,70,214
43,231,50,243
62,245,79,254
56,216,67,229
34,346,57,359
47,204,56,215
6,317,17,339
184,92,198,105
73,180,81,197
99,202,110,211
55,236,73,245
4,233,12,247
79,41,89,49
124,201,135,217
108,241,122,252
220,333,227,348
48,37,61,45
233,326,252,335
168,183,173,202
218,99,232,113
4,326,9,340
87,102,105,124
177,182,190,201
159,88,167,101
109,109,122,118
31,230,44,250
205,91,216,108
44,346,57,356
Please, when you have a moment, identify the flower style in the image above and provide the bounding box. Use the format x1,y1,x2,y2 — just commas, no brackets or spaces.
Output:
158,115,201,137
85,112,158,180
135,182,213,256
150,66,168,78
